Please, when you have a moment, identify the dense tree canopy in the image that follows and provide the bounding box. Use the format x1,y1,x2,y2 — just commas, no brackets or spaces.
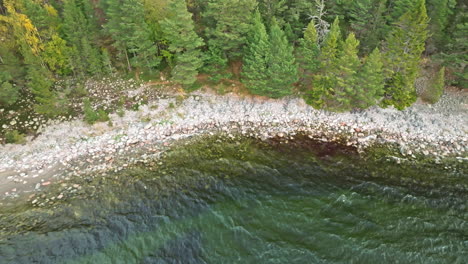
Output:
0,0,464,114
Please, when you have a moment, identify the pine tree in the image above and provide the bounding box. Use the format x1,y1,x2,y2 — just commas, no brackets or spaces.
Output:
443,4,467,88
104,0,159,74
297,20,320,75
62,0,102,76
202,46,232,83
203,0,257,60
421,66,445,103
266,18,298,98
101,48,114,74
426,0,456,51
348,0,388,54
306,17,342,109
388,0,415,23
319,17,341,69
242,10,270,95
0,72,19,106
27,67,64,117
383,0,429,109
160,0,204,87
354,48,385,108
331,33,361,111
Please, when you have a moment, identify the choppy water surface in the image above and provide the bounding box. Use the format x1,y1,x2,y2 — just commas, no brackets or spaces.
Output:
1,137,467,263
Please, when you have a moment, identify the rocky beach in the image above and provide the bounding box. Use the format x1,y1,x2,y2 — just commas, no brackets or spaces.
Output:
0,83,467,203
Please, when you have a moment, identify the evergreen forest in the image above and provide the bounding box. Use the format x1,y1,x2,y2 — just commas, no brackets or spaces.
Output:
0,0,466,118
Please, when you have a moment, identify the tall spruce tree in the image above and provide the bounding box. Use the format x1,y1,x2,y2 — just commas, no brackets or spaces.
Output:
426,0,456,51
62,0,102,76
307,17,342,109
266,18,298,98
161,0,204,87
104,0,159,74
318,17,341,69
297,20,320,76
443,3,467,88
242,10,270,95
348,0,388,54
331,33,361,111
203,0,257,60
383,0,429,109
27,67,65,117
388,0,415,23
0,72,18,106
355,48,385,108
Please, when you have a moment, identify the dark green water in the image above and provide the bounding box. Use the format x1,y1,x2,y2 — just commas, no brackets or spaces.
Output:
0,136,467,263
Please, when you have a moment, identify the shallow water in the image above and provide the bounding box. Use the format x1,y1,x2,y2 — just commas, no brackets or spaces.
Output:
0,137,467,263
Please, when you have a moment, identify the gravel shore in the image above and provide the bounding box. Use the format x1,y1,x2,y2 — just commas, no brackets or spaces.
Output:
0,87,466,200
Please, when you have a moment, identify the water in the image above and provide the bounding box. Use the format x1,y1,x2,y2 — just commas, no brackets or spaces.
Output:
1,136,467,263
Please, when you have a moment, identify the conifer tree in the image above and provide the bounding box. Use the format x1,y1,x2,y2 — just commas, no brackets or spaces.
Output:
104,0,159,74
62,0,102,76
426,0,456,51
242,10,270,95
348,0,388,54
266,18,298,98
389,0,415,23
332,33,360,110
307,17,341,109
443,4,467,88
318,17,341,69
383,0,429,109
297,20,320,75
202,46,231,83
203,0,257,60
161,0,204,87
354,48,385,108
27,67,64,117
421,66,445,103
0,72,19,106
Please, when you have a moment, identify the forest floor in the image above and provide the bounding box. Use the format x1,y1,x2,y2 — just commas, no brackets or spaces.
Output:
0,79,466,205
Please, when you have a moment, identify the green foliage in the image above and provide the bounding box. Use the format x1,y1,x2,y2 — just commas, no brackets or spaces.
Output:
331,33,361,111
421,67,445,103
27,67,65,117
202,46,232,83
306,17,342,109
104,0,160,73
347,0,388,54
355,48,385,108
319,17,341,69
383,0,429,110
42,34,72,76
5,130,26,144
242,15,297,98
161,0,204,87
388,0,416,23
83,98,110,124
441,3,467,88
0,0,465,116
297,20,320,75
204,0,257,60
426,0,456,51
0,72,19,106
265,19,298,98
62,0,102,76
241,11,271,96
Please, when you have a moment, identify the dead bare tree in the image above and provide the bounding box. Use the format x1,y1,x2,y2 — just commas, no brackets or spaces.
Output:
309,0,330,44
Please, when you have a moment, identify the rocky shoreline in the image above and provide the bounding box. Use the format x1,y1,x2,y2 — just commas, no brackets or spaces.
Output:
0,86,467,202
